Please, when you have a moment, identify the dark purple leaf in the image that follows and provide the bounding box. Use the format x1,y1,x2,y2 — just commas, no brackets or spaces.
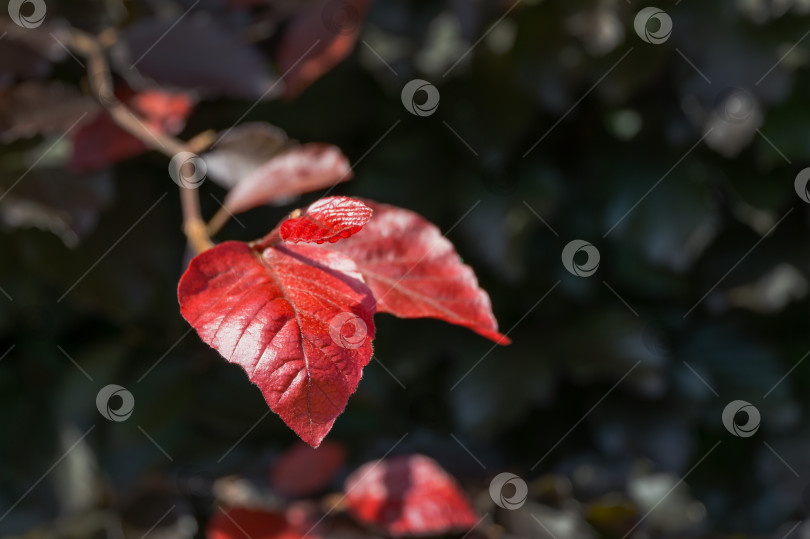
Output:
114,15,280,101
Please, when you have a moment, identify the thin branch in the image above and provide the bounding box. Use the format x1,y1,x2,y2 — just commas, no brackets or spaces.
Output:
207,207,232,236
56,26,214,254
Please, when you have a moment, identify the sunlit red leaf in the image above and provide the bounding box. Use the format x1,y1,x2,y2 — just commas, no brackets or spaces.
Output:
344,454,480,537
281,197,372,244
69,88,193,172
271,441,347,497
223,144,352,215
276,0,373,97
178,241,375,447
327,201,510,345
207,507,317,539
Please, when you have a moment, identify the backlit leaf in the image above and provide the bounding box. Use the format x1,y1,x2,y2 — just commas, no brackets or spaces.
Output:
178,241,375,447
280,197,373,244
327,201,510,345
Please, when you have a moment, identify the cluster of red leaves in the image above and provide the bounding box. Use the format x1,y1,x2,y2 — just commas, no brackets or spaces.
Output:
1,0,508,452
57,0,373,172
2,4,507,537
209,452,480,538
179,196,508,448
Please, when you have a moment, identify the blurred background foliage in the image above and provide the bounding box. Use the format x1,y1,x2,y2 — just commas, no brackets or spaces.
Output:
1,0,810,537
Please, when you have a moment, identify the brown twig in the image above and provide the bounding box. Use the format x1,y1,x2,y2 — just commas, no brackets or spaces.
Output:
57,26,214,254
206,207,233,237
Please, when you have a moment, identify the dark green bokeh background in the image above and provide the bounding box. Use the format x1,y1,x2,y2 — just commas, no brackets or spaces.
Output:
2,0,810,537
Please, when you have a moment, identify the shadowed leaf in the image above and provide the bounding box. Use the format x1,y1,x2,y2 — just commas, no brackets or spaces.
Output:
115,15,280,101
223,144,352,215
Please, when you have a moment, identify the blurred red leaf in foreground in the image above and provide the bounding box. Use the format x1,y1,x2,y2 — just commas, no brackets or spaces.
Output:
344,454,480,536
271,441,347,498
208,507,317,539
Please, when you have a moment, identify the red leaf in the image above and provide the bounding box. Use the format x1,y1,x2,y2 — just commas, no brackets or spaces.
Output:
276,0,372,97
327,201,510,345
207,507,317,539
280,197,372,244
223,144,352,215
178,241,375,447
344,454,480,537
270,441,347,497
70,88,193,172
